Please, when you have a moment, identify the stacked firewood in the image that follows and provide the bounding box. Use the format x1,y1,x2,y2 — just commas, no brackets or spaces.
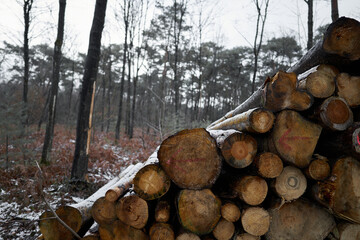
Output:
39,17,360,240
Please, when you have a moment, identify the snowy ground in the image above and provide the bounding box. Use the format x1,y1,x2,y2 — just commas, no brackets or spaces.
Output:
0,131,158,239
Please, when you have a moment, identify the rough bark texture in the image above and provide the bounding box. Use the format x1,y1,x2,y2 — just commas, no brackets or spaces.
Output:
208,108,275,134
177,189,221,235
288,17,360,75
71,0,108,181
158,128,222,189
266,199,335,240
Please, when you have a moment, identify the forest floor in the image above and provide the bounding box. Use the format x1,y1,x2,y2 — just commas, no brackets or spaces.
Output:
0,126,159,240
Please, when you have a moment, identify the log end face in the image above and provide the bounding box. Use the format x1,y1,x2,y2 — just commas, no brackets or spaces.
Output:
275,166,307,201
241,207,270,236
321,97,353,131
250,109,275,133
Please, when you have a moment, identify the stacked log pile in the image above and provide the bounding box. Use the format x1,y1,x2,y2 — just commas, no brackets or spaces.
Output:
39,17,360,240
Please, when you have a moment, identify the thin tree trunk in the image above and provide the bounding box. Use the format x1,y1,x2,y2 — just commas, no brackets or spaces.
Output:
126,47,132,136
37,90,51,131
22,0,33,128
305,0,313,50
106,50,112,133
101,68,106,132
41,0,66,164
331,0,339,22
67,61,75,127
71,0,108,181
251,0,269,94
115,0,131,142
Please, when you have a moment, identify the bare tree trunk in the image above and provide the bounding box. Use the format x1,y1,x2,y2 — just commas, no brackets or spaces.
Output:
22,0,33,128
106,50,112,133
115,0,131,142
331,0,339,22
41,0,66,164
251,0,270,94
305,0,313,50
67,60,75,127
101,72,105,132
125,45,132,136
71,0,107,181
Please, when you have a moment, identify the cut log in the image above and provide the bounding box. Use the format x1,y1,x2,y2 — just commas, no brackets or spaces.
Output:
337,223,360,240
297,64,338,98
158,128,222,189
273,166,307,201
336,73,360,107
304,155,330,181
271,110,322,168
312,156,360,224
253,152,283,178
177,189,221,235
208,108,275,134
315,122,360,159
155,200,171,223
39,206,82,240
212,218,235,240
113,220,149,240
241,207,270,236
149,223,175,240
218,132,257,169
81,235,100,240
105,181,132,202
98,224,114,240
115,195,149,229
264,71,313,112
221,202,241,223
176,232,200,240
208,71,313,129
133,164,171,200
265,199,335,240
233,175,268,206
91,197,117,225
288,17,360,75
317,96,353,131
234,233,260,240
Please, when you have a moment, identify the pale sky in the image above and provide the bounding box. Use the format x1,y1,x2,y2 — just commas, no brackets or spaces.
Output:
0,0,359,54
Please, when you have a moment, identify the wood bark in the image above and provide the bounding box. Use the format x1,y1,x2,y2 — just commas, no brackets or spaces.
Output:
220,202,241,223
304,155,330,181
158,128,222,189
177,189,221,235
266,199,335,240
233,176,268,206
208,71,313,129
218,132,257,169
288,17,360,75
208,108,275,134
253,152,283,178
241,207,270,236
41,0,66,164
336,73,360,107
149,223,175,240
315,122,360,159
212,218,235,240
273,166,307,201
71,0,108,181
115,194,148,229
317,96,353,131
39,206,82,240
104,181,131,202
133,164,171,200
312,156,360,224
297,64,338,98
